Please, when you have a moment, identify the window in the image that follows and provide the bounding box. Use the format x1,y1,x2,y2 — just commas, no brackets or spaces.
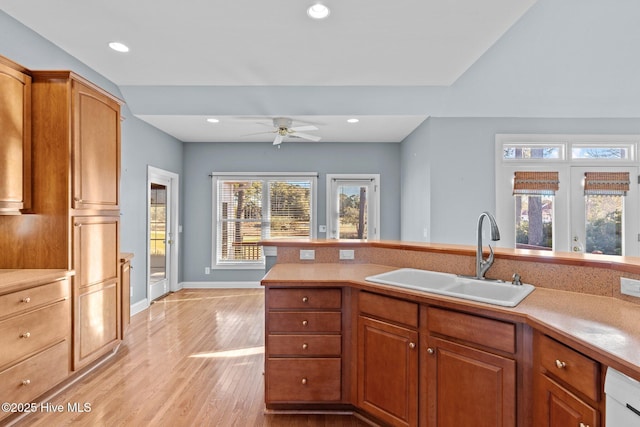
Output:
212,173,317,268
326,174,380,240
496,135,640,256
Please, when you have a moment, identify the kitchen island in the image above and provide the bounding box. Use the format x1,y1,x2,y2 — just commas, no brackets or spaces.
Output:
261,240,640,427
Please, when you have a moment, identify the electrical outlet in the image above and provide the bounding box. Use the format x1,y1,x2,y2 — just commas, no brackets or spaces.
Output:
205,267,210,275
300,250,315,260
621,277,640,298
339,249,355,260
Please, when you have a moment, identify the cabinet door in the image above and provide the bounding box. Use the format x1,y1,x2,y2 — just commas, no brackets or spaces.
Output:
358,316,418,427
72,80,120,211
72,216,120,369
0,60,31,213
534,374,598,427
426,336,516,427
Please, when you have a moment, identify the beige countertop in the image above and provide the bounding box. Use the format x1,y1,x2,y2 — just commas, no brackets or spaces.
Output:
262,262,640,381
0,269,74,295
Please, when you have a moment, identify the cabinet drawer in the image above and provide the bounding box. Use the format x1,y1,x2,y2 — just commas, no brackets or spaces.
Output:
268,312,341,333
268,288,341,309
0,279,69,320
538,334,600,401
0,300,69,369
0,340,69,407
359,291,418,328
268,335,342,357
428,307,516,354
267,358,341,402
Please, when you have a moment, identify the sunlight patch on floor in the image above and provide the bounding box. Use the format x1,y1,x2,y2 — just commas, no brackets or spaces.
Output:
190,346,265,358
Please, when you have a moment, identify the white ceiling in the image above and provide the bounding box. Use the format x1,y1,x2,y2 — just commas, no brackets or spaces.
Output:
0,0,537,143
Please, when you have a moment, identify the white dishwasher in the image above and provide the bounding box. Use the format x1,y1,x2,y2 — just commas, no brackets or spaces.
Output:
605,367,640,426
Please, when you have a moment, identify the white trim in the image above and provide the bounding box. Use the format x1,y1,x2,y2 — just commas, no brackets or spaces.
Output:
130,298,149,316
211,171,319,177
181,281,263,289
147,166,180,301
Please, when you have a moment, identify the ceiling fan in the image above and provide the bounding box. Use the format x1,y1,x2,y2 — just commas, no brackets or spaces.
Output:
257,117,322,145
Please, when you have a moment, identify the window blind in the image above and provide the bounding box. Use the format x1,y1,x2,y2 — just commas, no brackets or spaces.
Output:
583,172,630,195
513,171,560,195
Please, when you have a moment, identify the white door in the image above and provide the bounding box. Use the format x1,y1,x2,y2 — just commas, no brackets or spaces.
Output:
570,166,639,256
327,175,380,239
148,167,179,301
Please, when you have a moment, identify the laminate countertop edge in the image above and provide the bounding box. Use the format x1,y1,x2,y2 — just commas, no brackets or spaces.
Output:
262,262,640,381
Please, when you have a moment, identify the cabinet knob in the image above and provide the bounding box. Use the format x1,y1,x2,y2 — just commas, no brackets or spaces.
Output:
426,347,434,355
302,296,309,303
555,359,567,369
302,320,308,326
409,342,416,349
301,378,308,385
21,297,31,303
579,423,590,427
20,332,31,339
302,343,308,350
21,379,31,386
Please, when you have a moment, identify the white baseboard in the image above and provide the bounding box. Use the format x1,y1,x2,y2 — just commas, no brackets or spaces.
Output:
130,298,149,316
180,281,262,289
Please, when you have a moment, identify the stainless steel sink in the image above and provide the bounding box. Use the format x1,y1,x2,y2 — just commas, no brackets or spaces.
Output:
365,268,535,307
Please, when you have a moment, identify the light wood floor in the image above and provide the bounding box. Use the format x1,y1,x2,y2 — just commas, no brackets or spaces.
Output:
12,289,368,427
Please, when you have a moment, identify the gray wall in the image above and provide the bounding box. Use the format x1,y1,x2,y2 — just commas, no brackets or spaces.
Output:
401,118,640,245
0,11,184,305
181,141,401,282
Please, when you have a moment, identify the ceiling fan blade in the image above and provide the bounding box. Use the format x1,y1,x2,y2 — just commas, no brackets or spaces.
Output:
290,125,318,132
292,132,321,142
273,134,284,145
240,130,275,137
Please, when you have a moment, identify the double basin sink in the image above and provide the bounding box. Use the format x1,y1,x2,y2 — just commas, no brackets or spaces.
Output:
365,268,535,307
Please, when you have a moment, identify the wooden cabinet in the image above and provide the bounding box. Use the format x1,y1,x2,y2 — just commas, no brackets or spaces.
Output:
0,56,31,214
72,216,120,368
120,253,133,338
533,332,602,427
265,287,343,406
357,291,419,427
71,79,120,212
425,307,517,427
0,276,71,422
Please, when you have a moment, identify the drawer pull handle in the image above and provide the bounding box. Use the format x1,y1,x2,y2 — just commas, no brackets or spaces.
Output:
21,380,31,386
579,423,590,427
301,378,307,385
302,297,309,303
555,359,566,369
426,347,434,355
409,342,416,349
21,297,31,303
20,332,31,339
302,343,308,350
302,320,308,326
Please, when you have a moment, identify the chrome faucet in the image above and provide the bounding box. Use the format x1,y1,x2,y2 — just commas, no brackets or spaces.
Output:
476,211,500,280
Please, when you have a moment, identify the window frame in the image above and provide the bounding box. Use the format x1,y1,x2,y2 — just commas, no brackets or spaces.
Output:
326,174,380,240
495,134,640,255
211,172,317,269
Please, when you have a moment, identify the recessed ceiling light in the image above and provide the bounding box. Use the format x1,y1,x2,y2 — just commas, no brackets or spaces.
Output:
307,3,330,19
108,42,129,53
206,118,220,123
347,118,359,123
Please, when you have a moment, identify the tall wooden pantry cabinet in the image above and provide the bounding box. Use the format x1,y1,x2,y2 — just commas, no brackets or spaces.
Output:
0,70,123,371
